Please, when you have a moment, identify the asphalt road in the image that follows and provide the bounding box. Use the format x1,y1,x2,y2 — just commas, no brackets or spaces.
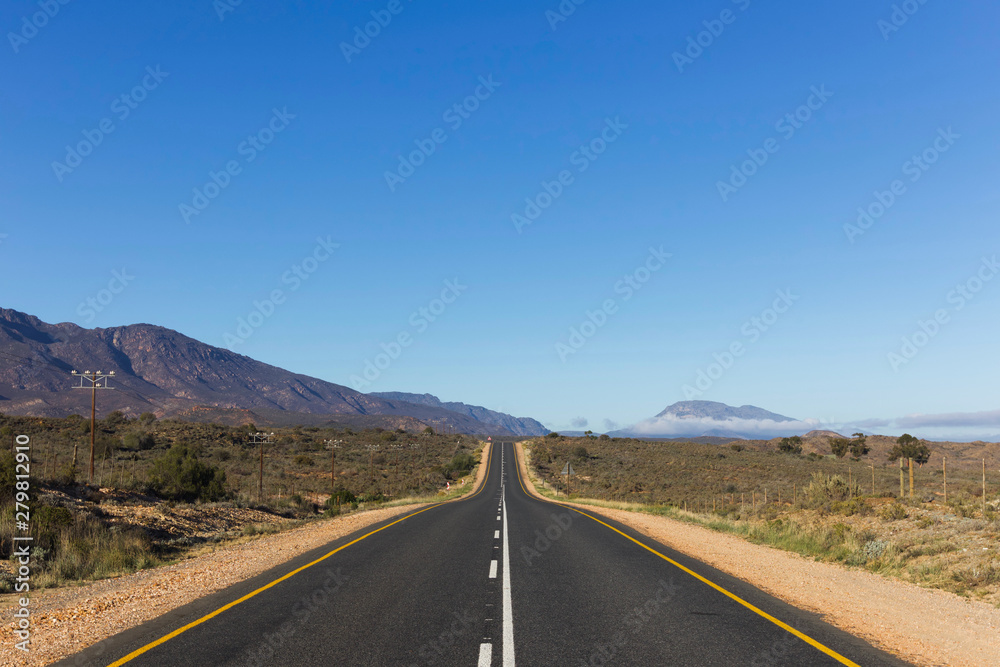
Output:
63,442,911,666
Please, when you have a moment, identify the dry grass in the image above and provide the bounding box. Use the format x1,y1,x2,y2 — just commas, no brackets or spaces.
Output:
525,437,1000,606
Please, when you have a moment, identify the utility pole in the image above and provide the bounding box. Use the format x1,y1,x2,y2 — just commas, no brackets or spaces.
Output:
325,439,342,502
71,370,115,484
909,458,914,498
251,432,274,503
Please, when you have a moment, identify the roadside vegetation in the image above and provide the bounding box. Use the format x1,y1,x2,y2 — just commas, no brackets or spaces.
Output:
0,413,484,591
525,434,1000,606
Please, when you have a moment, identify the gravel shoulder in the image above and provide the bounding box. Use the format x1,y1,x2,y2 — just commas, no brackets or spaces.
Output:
515,442,1000,667
0,442,493,667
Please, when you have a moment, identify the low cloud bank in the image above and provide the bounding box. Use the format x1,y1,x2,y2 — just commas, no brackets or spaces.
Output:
628,415,821,439
624,410,1000,442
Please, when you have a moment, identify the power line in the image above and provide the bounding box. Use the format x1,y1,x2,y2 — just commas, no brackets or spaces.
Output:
71,370,115,484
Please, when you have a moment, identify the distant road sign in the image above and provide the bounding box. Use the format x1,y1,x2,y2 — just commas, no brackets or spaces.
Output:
561,462,574,475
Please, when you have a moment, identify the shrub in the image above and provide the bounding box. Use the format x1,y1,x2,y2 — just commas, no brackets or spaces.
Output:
779,436,802,454
830,438,850,458
123,432,156,451
444,452,476,479
877,502,908,521
803,472,856,507
293,454,315,467
326,487,356,507
148,443,228,502
832,498,870,517
0,451,18,504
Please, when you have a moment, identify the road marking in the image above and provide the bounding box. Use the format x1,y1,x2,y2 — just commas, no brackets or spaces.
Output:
478,643,492,666
494,530,500,539
509,443,860,667
501,480,515,666
104,439,498,666
489,560,498,579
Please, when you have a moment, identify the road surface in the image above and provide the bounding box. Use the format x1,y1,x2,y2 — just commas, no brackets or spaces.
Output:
63,442,909,666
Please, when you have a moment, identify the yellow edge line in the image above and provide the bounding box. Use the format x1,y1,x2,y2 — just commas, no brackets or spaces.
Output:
107,441,494,666
510,442,860,667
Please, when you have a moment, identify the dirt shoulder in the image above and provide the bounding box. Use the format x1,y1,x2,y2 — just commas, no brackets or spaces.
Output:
514,442,1000,667
0,442,493,667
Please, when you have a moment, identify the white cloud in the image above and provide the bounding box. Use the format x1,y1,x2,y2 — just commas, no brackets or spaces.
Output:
570,416,588,428
628,415,822,439
616,408,1000,443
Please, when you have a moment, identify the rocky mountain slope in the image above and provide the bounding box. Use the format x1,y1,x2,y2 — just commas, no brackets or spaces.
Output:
370,391,548,436
0,308,520,434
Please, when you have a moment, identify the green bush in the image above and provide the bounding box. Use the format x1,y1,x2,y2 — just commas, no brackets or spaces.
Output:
123,432,156,451
779,436,803,454
0,451,17,504
803,472,857,507
148,443,228,502
877,502,908,521
326,487,356,507
444,451,476,479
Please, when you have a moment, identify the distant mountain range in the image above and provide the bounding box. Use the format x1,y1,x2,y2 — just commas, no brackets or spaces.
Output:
370,392,548,436
0,308,541,435
611,400,799,439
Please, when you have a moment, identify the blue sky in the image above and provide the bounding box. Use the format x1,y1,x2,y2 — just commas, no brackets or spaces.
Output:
2,1,999,438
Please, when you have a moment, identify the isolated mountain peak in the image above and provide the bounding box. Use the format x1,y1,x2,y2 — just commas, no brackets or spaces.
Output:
655,400,795,422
